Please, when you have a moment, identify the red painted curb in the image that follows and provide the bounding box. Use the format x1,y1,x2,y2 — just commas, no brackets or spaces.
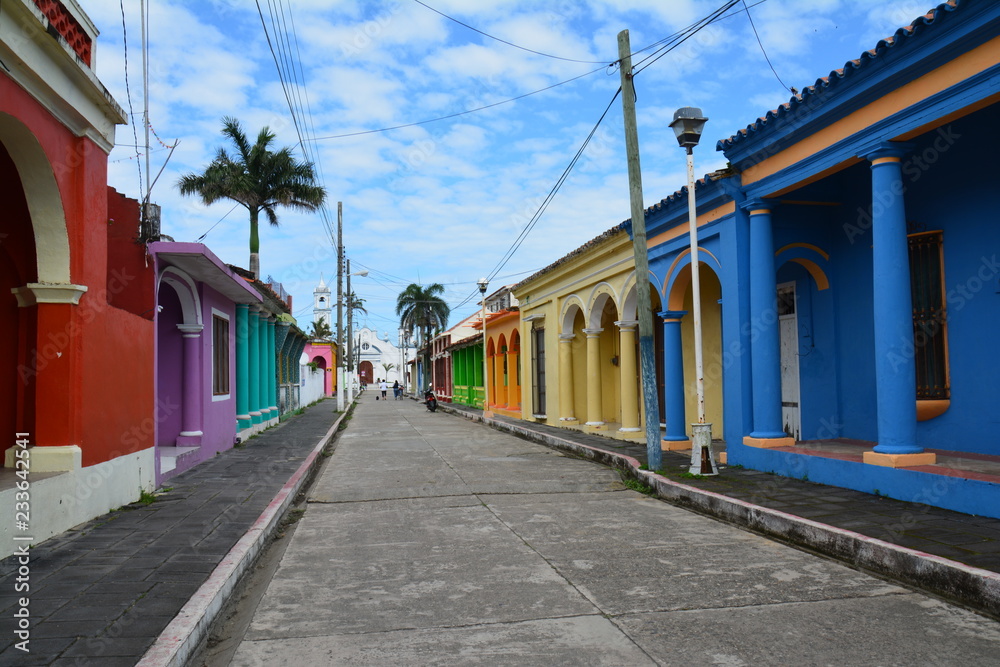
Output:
137,408,347,667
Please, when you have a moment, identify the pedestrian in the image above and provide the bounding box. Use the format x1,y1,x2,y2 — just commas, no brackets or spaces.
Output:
379,379,388,400
393,380,401,400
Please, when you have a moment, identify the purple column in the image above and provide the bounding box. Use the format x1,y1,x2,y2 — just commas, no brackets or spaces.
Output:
177,323,204,444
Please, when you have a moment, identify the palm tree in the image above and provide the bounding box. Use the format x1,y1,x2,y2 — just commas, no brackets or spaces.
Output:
308,319,332,340
396,283,450,385
347,291,367,323
177,116,327,279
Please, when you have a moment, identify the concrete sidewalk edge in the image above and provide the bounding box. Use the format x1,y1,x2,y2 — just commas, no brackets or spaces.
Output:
442,404,1000,620
136,404,351,667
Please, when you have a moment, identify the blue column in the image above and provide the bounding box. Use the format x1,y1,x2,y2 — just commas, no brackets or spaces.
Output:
660,311,688,442
248,307,262,425
267,316,277,417
744,199,787,440
866,144,920,454
235,304,251,431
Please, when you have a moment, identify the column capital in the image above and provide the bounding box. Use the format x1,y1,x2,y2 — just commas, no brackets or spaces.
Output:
558,333,576,341
659,310,687,321
177,323,204,337
740,198,776,215
582,328,603,336
235,302,250,311
614,320,638,330
12,283,89,307
858,141,914,163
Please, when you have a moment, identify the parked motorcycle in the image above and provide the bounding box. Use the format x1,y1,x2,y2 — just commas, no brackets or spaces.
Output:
424,389,437,412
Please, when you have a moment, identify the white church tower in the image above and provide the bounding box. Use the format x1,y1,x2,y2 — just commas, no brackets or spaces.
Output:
313,275,332,328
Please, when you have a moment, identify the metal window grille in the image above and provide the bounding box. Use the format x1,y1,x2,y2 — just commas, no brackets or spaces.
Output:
908,230,949,400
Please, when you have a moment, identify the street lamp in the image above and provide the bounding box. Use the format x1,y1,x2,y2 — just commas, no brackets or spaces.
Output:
344,260,368,402
669,106,717,476
477,277,490,417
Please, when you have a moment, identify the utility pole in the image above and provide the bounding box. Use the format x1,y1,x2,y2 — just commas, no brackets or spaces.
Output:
346,257,355,400
336,202,344,412
618,29,662,472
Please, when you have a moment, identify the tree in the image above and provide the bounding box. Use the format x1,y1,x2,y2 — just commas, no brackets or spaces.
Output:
308,319,332,340
347,291,367,322
177,116,327,279
396,283,450,386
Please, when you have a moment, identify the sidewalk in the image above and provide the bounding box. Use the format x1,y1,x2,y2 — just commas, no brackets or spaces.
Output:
0,402,342,667
440,401,1000,616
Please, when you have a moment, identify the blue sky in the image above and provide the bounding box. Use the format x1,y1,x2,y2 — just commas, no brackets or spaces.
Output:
85,0,934,338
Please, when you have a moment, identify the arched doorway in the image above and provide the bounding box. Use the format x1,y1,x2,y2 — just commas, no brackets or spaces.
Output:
312,356,328,394
665,258,725,440
0,139,38,440
358,360,374,387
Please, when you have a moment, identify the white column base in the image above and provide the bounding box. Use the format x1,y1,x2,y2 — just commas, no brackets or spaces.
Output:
4,445,81,472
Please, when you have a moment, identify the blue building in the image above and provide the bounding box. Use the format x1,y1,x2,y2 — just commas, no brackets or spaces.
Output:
644,0,1000,515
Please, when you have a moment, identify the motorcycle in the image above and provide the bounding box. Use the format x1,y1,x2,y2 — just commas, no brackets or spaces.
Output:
424,389,437,412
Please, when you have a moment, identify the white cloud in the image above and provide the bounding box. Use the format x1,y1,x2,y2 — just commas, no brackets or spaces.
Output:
81,0,896,330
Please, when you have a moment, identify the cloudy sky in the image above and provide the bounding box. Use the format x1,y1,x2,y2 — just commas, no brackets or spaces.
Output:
85,0,933,338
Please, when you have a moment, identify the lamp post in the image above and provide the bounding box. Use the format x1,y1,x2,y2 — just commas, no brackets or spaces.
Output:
344,259,368,402
477,277,490,417
669,106,718,476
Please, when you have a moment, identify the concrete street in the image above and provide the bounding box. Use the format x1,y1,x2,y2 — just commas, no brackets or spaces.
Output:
226,394,1000,666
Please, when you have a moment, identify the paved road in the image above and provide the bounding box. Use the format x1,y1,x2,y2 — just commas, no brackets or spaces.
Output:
226,395,1000,666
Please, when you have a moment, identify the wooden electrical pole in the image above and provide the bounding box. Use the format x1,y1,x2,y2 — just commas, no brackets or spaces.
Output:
336,202,345,412
618,29,662,472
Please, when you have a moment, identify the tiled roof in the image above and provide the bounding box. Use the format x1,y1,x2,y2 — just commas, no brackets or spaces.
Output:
512,222,626,291
717,0,960,152
643,169,733,215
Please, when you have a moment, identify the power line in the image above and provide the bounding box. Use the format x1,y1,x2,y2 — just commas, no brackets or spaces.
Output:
255,0,336,244
449,0,746,314
451,86,622,314
195,203,239,242
118,0,143,201
741,0,791,92
632,0,741,77
411,0,609,64
310,66,607,142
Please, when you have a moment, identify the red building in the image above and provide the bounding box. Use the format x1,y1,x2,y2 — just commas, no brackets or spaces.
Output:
1,1,155,557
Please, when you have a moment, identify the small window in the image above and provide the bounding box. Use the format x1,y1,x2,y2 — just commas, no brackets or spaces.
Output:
777,285,795,316
213,315,230,395
909,231,949,400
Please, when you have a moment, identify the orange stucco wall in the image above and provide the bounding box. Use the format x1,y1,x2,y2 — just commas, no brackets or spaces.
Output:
1,74,155,466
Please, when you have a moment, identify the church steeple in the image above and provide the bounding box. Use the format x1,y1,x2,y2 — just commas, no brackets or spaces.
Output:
314,274,332,328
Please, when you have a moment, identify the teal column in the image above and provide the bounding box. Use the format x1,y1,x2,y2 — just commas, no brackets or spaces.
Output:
866,144,921,454
257,311,269,423
236,304,251,431
248,307,262,425
267,316,277,416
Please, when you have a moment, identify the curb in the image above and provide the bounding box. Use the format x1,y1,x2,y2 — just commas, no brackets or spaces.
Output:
136,404,351,667
442,404,1000,619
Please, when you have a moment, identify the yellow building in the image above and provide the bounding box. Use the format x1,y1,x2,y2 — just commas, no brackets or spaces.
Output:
513,225,664,439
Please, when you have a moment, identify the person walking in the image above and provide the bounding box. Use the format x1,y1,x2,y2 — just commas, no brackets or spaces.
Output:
393,380,401,400
379,379,388,400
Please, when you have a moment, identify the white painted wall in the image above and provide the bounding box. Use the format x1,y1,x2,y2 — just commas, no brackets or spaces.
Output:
300,363,326,407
